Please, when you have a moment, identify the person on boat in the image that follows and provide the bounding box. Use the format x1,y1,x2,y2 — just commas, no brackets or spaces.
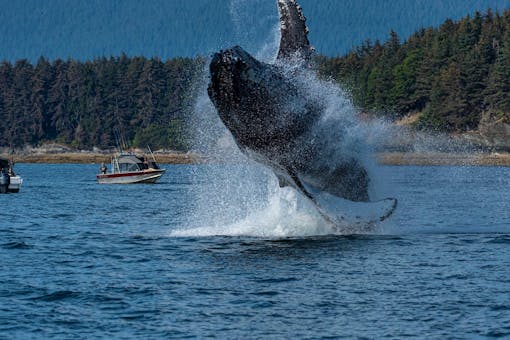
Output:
8,164,15,176
100,162,107,174
142,157,149,169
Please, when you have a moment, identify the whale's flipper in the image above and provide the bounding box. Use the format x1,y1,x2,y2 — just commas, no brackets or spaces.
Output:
277,0,313,62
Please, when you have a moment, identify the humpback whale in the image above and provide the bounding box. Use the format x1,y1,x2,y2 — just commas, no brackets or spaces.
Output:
207,0,396,227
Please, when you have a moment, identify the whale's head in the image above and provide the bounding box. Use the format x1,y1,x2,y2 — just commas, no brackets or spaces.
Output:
208,46,260,126
208,46,317,153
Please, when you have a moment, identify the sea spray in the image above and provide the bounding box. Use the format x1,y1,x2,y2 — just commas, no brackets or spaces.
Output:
229,0,280,63
175,64,397,237
172,1,397,237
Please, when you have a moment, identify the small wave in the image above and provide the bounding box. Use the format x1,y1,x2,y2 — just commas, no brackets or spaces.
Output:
2,241,32,249
121,313,147,321
485,330,510,337
490,304,510,311
251,290,279,296
31,290,80,302
484,235,510,244
254,277,298,283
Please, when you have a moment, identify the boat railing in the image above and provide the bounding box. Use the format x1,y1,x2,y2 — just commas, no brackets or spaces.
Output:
111,155,120,174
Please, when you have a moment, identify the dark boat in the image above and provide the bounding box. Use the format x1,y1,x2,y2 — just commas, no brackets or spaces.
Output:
0,157,23,193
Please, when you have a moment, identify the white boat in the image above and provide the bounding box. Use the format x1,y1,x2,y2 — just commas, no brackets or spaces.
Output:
0,157,23,193
96,151,165,184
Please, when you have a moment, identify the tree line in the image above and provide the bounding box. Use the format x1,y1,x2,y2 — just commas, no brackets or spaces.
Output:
316,8,510,132
1,8,510,149
0,55,201,149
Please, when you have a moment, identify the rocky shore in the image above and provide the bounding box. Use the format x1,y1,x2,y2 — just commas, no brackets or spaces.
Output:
3,150,510,166
0,145,201,164
377,152,510,166
5,152,200,164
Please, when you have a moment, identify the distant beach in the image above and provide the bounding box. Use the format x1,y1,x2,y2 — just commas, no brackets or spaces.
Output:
3,150,510,166
2,151,200,165
377,152,510,166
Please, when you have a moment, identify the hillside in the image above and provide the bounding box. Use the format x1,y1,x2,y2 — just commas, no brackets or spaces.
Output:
0,56,202,149
317,8,510,139
1,5,510,151
0,0,510,61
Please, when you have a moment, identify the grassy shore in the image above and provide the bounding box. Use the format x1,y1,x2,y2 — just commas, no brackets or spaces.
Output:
377,152,510,166
3,152,201,164
3,151,510,166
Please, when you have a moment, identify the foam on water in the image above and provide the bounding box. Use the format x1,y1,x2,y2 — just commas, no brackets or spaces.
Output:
171,183,332,238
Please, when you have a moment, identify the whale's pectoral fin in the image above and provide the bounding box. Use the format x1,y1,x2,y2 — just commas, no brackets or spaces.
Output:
277,0,313,62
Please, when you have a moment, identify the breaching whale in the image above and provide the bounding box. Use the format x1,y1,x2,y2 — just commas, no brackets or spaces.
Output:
207,0,396,228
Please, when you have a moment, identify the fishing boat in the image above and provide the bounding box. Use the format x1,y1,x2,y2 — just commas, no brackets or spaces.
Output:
96,149,166,184
0,157,23,193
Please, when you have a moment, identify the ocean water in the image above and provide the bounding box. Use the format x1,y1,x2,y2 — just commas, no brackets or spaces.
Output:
1,163,510,338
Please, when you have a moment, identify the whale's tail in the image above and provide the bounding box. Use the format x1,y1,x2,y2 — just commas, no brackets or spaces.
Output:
277,0,313,62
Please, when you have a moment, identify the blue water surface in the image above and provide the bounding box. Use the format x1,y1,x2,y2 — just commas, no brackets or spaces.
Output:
1,164,510,338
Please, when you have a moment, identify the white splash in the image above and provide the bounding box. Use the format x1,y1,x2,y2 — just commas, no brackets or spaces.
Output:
172,1,397,238
229,0,281,63
171,182,332,238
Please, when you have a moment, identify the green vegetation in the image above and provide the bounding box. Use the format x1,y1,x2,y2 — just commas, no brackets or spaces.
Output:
317,9,510,132
1,8,510,149
0,55,202,149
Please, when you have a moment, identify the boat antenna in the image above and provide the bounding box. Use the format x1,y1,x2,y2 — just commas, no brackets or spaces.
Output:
147,145,157,162
113,98,129,152
9,143,14,165
113,128,124,153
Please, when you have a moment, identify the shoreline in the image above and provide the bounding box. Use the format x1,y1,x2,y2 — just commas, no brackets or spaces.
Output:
3,152,201,164
3,151,510,166
376,152,510,166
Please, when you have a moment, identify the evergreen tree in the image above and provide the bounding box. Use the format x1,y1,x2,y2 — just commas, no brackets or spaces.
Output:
485,29,510,113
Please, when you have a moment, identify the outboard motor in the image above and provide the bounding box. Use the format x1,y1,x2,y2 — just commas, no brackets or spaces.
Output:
0,172,10,193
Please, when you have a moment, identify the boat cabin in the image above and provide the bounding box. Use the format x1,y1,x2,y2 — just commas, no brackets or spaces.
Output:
112,153,160,173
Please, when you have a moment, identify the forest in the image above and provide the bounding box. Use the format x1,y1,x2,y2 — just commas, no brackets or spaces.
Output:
0,8,509,149
317,8,510,132
0,55,201,149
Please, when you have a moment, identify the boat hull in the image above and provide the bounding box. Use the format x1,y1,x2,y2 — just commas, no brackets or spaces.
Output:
96,169,165,184
8,176,22,192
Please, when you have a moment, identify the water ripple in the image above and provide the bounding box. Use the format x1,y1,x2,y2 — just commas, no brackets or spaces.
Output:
31,291,80,302
1,164,510,338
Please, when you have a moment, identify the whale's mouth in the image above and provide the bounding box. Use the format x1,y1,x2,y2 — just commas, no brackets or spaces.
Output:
208,47,248,109
208,45,277,144
208,46,258,96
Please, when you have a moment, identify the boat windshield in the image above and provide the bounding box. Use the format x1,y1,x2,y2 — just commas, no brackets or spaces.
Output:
117,154,143,172
119,162,141,172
